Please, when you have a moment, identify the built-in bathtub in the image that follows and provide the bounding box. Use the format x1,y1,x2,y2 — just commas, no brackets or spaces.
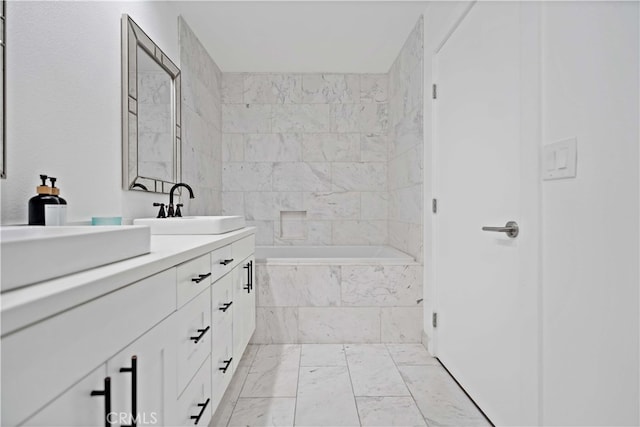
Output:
253,245,423,345
255,245,415,265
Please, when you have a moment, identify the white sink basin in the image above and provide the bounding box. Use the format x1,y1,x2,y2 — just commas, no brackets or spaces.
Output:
1,226,150,292
133,216,246,235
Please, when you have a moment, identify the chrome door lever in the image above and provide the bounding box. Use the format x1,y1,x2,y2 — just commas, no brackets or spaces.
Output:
482,221,519,238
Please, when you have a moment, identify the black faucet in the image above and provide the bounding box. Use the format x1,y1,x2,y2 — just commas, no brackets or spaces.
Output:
168,183,195,217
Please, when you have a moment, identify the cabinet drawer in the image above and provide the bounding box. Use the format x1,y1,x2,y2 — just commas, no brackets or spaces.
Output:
21,365,107,427
231,235,255,267
1,269,176,427
211,272,234,342
211,327,233,415
173,356,212,427
209,244,234,283
176,288,211,396
177,254,211,309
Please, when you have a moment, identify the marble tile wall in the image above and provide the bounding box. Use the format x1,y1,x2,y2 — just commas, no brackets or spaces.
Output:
178,18,222,214
253,263,424,344
221,73,390,246
388,17,424,262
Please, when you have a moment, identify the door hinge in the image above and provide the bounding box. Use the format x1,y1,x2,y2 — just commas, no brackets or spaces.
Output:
432,84,437,99
432,312,438,328
432,198,438,214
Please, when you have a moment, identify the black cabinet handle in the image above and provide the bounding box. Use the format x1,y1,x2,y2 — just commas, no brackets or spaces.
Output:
219,258,234,266
91,377,112,427
219,301,233,312
190,326,210,344
191,273,211,283
190,398,210,425
119,356,137,427
219,357,233,373
243,260,253,293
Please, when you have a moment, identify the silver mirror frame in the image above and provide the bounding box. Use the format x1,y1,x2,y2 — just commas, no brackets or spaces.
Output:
121,14,181,193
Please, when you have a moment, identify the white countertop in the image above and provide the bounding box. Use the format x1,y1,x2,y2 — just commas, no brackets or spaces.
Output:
1,227,256,337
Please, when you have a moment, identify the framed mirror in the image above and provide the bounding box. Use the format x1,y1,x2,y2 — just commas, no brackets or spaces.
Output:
121,14,181,193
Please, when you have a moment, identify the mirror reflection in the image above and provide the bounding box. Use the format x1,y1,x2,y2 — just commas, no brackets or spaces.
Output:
137,47,173,183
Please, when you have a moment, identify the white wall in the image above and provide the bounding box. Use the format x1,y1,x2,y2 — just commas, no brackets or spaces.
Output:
1,1,181,224
541,2,639,424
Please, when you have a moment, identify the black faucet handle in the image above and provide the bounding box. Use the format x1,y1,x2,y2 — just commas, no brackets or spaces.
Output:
153,202,166,218
175,204,184,218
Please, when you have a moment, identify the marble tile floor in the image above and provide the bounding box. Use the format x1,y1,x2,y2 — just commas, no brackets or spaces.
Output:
209,344,490,427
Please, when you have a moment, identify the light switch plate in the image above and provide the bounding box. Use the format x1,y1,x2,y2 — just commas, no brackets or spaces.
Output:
543,137,577,180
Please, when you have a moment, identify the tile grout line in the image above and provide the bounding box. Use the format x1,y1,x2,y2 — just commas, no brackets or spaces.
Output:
384,343,432,427
292,344,303,426
225,345,263,427
343,344,363,427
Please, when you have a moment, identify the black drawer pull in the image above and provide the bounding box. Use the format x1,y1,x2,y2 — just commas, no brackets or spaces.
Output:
219,258,234,266
191,273,211,283
119,356,137,427
190,398,210,425
189,326,210,344
90,377,112,427
219,301,233,312
219,357,233,373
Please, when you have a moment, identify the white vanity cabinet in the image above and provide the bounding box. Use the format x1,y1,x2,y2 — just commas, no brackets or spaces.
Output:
210,272,235,412
233,256,256,363
1,229,255,427
21,365,108,426
176,287,212,395
2,268,176,427
106,315,177,426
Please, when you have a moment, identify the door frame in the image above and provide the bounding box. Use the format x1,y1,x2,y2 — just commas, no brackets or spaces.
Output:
423,2,542,424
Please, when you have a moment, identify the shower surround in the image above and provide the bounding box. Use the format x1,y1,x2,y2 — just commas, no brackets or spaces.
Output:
220,17,424,344
388,17,424,262
220,17,423,258
221,73,390,246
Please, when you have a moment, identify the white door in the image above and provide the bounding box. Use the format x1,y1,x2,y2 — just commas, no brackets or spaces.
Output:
434,2,539,425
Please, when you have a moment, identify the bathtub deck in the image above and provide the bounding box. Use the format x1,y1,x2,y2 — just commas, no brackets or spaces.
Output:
210,344,490,427
255,245,418,265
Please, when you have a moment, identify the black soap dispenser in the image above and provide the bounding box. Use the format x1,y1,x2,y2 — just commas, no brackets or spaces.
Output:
49,177,67,225
28,174,60,225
